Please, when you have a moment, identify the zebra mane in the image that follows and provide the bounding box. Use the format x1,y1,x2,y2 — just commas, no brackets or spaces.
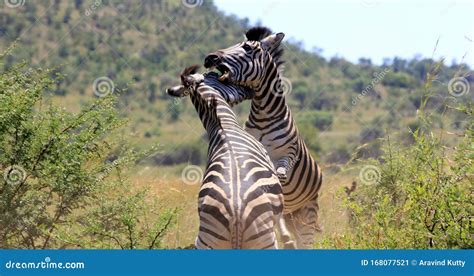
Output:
245,27,272,41
203,92,222,133
245,27,285,71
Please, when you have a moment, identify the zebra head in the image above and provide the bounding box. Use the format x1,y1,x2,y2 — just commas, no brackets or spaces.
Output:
166,64,202,98
204,27,285,92
166,65,222,130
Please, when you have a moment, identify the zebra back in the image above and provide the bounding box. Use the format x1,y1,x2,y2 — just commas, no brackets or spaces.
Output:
177,69,284,249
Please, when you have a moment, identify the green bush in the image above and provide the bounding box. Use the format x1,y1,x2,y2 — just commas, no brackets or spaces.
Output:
340,123,472,248
298,111,334,131
0,61,175,248
321,76,473,249
296,121,321,154
382,71,415,88
61,185,176,249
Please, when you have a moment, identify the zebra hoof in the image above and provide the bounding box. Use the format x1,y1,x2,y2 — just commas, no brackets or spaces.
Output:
276,167,287,183
283,241,297,249
276,167,286,175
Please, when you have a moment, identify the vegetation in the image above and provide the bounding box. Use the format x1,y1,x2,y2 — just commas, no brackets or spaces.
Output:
1,0,472,164
0,59,175,249
320,66,473,249
0,0,472,249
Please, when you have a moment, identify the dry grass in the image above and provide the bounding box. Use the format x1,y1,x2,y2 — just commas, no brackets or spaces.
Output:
313,172,355,248
131,164,356,248
132,165,200,248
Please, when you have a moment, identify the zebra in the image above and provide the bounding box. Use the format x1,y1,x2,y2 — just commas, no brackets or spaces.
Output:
203,27,323,248
166,65,295,249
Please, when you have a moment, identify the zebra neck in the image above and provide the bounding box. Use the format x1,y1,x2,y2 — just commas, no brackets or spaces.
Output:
202,108,240,141
250,71,289,121
205,119,239,136
206,124,232,158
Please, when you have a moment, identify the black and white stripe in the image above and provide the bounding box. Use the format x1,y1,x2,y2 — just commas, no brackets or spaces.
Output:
167,65,292,249
204,27,323,248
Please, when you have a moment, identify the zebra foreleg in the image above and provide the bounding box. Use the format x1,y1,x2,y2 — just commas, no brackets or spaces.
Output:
284,197,321,249
277,216,297,249
275,157,291,184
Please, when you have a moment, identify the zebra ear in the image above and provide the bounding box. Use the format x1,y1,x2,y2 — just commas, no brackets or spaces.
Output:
261,32,285,50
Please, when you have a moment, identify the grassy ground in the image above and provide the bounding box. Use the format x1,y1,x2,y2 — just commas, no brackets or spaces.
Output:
132,164,356,249
132,165,200,248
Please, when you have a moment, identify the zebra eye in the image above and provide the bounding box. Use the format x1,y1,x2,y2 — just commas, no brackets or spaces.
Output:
242,44,252,52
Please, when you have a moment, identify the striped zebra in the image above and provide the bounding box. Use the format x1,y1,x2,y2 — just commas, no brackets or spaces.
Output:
166,65,295,249
203,27,323,248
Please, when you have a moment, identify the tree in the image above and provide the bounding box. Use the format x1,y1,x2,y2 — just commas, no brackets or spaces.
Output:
297,111,333,131
74,0,83,9
63,8,72,24
358,58,372,68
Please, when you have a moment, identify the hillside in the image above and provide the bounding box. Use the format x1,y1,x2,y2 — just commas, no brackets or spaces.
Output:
1,0,472,166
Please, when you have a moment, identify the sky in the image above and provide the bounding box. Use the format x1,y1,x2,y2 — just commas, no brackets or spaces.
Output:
213,0,474,67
